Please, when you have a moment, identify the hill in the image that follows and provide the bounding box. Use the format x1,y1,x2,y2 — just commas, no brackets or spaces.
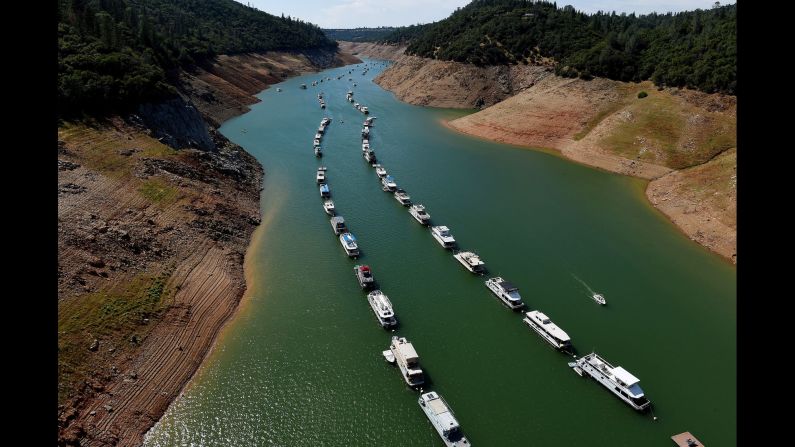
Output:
400,0,735,94
58,0,337,116
324,27,400,42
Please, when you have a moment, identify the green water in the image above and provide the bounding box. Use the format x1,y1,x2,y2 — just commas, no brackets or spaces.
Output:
143,60,736,446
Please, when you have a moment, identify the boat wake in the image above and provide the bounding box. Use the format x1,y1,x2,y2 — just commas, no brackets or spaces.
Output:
572,274,606,305
572,274,595,296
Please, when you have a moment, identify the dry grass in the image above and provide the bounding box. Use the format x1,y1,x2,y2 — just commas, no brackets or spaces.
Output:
597,88,736,170
58,270,175,405
58,121,177,178
138,178,181,206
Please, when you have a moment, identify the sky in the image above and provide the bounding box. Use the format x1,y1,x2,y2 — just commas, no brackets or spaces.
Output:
236,0,735,28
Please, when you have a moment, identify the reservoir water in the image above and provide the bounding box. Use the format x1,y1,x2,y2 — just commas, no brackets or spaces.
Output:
144,60,736,446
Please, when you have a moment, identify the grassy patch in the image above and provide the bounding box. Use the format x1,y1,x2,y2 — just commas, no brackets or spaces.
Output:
573,85,635,141
138,178,180,206
58,122,177,178
674,148,737,228
602,93,684,164
596,88,736,170
58,271,175,405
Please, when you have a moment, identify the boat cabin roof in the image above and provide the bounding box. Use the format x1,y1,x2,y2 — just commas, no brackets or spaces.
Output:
428,399,460,432
611,367,640,386
498,280,518,291
331,216,345,223
527,311,570,341
397,343,418,362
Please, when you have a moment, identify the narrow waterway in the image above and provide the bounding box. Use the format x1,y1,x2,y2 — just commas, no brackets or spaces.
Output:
144,60,736,446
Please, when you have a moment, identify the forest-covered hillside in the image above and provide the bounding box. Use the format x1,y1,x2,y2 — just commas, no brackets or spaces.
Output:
402,0,735,94
58,0,337,115
323,27,400,42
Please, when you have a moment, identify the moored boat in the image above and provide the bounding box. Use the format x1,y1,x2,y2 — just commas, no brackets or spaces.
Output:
523,310,572,351
381,175,397,192
330,215,347,235
319,183,330,198
409,204,431,225
394,188,411,206
364,149,377,163
569,352,651,411
389,336,424,387
418,392,471,447
453,251,486,274
484,277,524,309
323,200,335,215
367,290,397,328
375,164,387,178
339,232,359,257
430,226,456,248
354,264,375,289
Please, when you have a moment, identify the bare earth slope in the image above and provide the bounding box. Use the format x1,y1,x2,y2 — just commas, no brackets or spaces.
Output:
58,119,263,447
374,50,736,262
58,48,359,446
374,54,553,108
180,50,361,126
337,41,406,61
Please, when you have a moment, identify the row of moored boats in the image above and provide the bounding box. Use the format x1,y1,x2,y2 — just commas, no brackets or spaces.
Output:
349,82,651,416
309,86,471,445
308,65,647,447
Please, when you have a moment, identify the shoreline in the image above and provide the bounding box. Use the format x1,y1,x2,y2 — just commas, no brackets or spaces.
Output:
136,53,360,442
439,117,736,266
143,189,279,441
58,49,362,447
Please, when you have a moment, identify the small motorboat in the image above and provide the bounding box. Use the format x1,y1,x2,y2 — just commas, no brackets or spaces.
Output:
314,146,322,157
382,350,395,364
319,183,330,198
593,293,607,305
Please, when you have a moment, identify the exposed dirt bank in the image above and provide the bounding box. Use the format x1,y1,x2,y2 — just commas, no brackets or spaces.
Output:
374,50,736,262
179,50,361,127
58,118,262,447
647,149,736,261
58,48,360,447
374,54,553,108
337,41,406,61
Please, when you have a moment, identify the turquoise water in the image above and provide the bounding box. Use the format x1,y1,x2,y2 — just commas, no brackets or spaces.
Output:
143,60,736,446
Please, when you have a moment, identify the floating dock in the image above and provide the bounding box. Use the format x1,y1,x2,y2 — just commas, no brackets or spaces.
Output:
671,432,704,447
